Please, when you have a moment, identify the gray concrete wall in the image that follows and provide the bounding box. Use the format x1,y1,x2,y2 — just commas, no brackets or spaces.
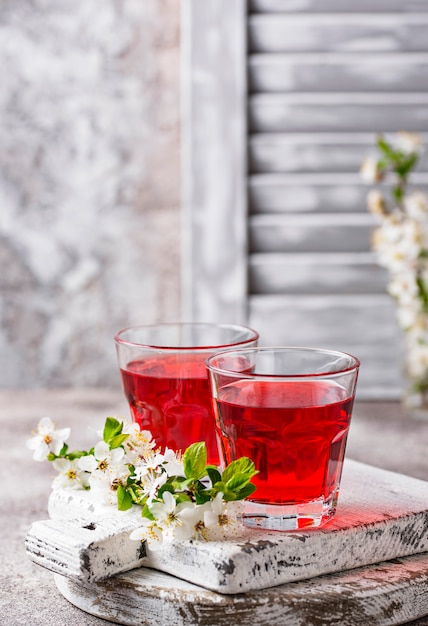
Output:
0,0,181,388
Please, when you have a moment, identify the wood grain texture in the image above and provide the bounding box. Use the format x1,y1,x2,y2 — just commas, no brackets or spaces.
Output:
249,133,428,174
181,0,248,324
26,461,428,594
249,14,428,53
248,294,403,398
26,515,145,582
249,213,377,252
249,94,428,133
54,553,428,626
249,54,428,93
248,173,428,213
249,252,387,294
249,0,428,13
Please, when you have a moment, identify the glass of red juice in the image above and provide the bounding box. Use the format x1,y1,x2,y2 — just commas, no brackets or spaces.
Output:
206,346,360,530
114,323,259,466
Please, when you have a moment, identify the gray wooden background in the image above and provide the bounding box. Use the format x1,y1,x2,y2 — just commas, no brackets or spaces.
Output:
182,0,428,399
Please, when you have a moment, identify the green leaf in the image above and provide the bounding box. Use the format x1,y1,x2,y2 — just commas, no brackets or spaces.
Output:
225,471,253,492
376,136,397,162
396,152,418,178
416,276,428,312
117,485,133,511
103,417,123,444
58,443,68,457
175,493,193,505
195,490,211,505
67,450,89,460
224,483,257,501
157,483,175,498
207,466,222,486
109,433,129,449
183,442,207,480
221,457,257,485
392,186,404,204
141,503,155,520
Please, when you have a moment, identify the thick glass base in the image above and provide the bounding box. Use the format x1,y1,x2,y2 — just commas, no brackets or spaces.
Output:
242,494,338,531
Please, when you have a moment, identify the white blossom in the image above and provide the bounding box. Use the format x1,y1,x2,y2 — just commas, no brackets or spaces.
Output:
26,417,70,461
161,448,185,477
367,189,386,217
137,470,168,504
51,458,90,490
77,441,128,503
404,192,428,222
360,156,382,183
149,491,194,532
406,339,428,379
122,421,156,464
203,493,243,539
78,441,125,475
387,270,419,306
395,131,422,155
129,519,164,550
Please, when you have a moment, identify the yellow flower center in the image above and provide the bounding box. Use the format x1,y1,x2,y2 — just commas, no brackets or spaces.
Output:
218,514,229,527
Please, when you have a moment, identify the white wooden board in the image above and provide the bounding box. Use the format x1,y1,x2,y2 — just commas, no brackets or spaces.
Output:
53,553,428,626
26,460,428,595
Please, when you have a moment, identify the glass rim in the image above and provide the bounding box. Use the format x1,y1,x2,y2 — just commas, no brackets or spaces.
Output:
206,346,360,379
114,322,259,351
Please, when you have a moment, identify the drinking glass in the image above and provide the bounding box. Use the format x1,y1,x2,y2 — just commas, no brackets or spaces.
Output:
206,347,360,530
114,323,259,466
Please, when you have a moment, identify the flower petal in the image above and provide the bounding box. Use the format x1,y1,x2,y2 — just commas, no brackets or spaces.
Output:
94,441,110,460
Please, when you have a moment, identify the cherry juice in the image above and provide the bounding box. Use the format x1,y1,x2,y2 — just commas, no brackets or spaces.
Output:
120,353,219,465
214,379,354,505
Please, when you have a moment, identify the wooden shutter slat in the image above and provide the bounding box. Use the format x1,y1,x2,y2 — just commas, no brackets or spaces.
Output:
249,173,428,214
249,133,428,173
249,93,428,132
249,54,428,93
249,252,387,294
249,15,428,53
249,213,376,253
248,0,428,14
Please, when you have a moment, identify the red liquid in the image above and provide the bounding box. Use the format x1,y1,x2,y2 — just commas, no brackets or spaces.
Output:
120,354,219,465
214,379,354,505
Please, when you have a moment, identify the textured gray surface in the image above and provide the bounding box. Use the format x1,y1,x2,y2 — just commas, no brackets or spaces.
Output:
1,389,428,624
0,0,181,389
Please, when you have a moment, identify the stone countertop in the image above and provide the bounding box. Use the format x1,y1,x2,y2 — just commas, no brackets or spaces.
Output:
1,389,428,626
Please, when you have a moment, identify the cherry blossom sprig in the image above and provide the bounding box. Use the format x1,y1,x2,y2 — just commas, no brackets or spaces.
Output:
27,416,258,548
360,132,428,398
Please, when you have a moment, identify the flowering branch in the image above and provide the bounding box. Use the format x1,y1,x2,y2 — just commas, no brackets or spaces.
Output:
361,132,428,398
27,416,258,548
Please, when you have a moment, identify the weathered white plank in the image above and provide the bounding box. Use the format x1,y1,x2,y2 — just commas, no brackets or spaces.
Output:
249,14,428,52
249,93,428,132
54,553,428,626
249,213,376,253
25,515,145,582
249,173,428,213
248,294,403,398
181,0,248,324
249,54,428,93
26,461,428,594
249,133,428,173
249,0,428,12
